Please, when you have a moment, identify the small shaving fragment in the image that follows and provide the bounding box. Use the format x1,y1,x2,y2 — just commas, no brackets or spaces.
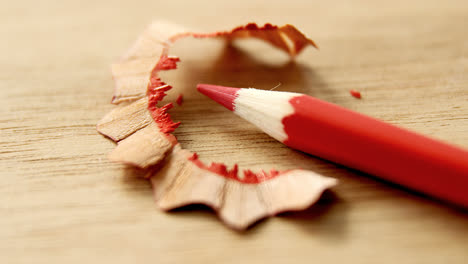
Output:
176,94,184,106
350,89,362,99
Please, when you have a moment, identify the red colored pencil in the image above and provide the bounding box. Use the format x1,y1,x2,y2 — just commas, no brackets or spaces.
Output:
197,83,468,208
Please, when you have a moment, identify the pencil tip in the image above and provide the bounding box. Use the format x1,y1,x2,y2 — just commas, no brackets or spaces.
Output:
197,84,240,111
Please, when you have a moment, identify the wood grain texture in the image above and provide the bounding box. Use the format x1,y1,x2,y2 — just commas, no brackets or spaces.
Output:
1,0,468,263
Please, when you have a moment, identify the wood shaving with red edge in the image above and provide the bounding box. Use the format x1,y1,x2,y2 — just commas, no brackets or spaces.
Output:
97,20,337,230
152,145,337,230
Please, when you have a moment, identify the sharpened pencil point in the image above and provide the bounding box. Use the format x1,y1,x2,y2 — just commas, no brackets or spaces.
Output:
197,84,240,111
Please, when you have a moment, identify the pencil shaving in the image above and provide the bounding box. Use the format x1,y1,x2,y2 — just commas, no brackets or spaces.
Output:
97,97,152,142
110,21,317,104
151,145,337,230
108,122,174,168
98,20,335,229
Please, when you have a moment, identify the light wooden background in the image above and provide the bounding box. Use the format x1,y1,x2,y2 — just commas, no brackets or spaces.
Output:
2,0,468,263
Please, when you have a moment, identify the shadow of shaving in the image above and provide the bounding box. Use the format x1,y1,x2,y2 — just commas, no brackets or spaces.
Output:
118,165,153,199
278,191,349,240
203,42,310,91
160,41,331,103
217,42,326,92
166,204,271,233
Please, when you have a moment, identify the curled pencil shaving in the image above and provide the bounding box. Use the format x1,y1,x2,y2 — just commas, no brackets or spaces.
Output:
97,21,336,229
151,145,337,230
110,21,317,104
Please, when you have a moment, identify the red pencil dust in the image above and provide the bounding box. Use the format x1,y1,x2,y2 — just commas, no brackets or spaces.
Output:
197,83,468,208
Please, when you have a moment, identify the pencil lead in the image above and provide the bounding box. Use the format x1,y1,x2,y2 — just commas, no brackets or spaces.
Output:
197,84,240,111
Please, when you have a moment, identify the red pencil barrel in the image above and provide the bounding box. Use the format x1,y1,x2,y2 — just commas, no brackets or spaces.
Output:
283,95,468,207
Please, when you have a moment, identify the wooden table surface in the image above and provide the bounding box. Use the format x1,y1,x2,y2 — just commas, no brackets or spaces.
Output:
2,0,468,263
